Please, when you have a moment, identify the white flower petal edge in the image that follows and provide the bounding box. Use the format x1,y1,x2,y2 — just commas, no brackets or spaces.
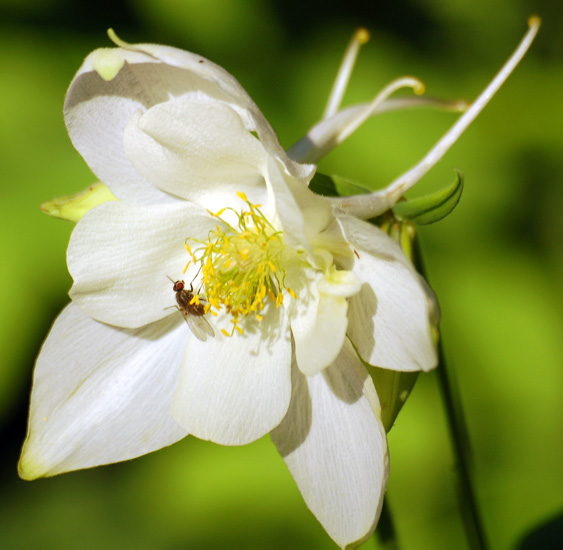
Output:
337,213,436,371
271,339,388,549
65,41,314,206
19,304,188,480
172,304,292,445
68,200,220,328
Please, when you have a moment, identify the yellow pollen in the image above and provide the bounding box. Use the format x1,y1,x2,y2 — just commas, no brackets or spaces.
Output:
184,194,298,332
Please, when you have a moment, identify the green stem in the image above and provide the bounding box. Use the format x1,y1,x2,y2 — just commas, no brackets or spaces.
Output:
437,341,489,550
377,497,400,550
414,238,490,550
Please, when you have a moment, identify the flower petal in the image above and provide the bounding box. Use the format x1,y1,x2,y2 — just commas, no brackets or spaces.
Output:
337,214,437,372
68,200,218,328
65,43,313,204
131,42,315,182
288,97,466,164
18,304,188,480
172,304,292,445
289,269,352,376
65,50,179,205
266,157,331,250
271,340,388,549
123,97,270,210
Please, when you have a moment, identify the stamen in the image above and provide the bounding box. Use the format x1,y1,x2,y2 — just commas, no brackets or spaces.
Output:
323,28,371,120
334,16,541,219
185,196,298,333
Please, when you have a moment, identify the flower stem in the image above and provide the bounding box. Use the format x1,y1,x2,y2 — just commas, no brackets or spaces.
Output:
377,497,401,550
413,238,490,550
436,340,490,550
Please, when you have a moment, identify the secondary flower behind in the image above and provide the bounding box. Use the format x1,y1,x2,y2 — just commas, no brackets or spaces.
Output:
19,20,539,550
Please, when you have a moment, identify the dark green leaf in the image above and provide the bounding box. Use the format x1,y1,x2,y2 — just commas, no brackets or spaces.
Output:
392,170,464,224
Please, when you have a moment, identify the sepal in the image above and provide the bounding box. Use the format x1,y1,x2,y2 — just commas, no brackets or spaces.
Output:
309,172,369,198
368,364,419,432
40,182,118,223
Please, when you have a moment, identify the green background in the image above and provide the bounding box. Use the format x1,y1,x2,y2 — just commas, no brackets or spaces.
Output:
1,0,561,548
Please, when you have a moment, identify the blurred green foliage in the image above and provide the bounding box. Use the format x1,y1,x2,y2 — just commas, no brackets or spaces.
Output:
1,0,561,549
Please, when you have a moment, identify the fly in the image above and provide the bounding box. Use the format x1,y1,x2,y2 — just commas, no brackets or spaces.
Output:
170,278,215,342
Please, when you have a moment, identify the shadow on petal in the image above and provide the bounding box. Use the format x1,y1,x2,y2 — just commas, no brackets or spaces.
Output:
348,282,377,357
271,356,313,456
323,353,367,406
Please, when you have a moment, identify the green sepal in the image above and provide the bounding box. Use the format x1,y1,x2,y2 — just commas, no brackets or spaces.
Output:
348,337,420,432
309,172,370,197
392,170,464,224
40,182,118,223
369,366,419,432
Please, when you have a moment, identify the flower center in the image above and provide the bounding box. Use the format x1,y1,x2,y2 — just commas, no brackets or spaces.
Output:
185,192,298,336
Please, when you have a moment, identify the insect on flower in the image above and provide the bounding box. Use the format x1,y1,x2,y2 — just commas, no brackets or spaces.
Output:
170,278,215,342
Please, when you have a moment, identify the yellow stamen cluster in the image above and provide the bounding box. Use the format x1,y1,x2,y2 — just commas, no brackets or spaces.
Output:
185,192,296,336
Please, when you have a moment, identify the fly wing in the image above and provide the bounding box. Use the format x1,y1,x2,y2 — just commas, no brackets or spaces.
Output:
184,311,215,342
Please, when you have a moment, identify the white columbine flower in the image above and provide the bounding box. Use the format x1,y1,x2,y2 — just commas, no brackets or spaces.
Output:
19,21,539,549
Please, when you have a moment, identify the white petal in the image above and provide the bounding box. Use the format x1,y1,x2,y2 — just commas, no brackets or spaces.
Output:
266,157,332,250
271,340,388,549
131,42,315,182
18,304,188,480
289,270,351,376
288,97,465,164
65,51,177,205
172,304,292,445
68,201,218,328
65,43,313,203
123,97,271,210
338,214,437,372
327,19,542,219
318,267,361,297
